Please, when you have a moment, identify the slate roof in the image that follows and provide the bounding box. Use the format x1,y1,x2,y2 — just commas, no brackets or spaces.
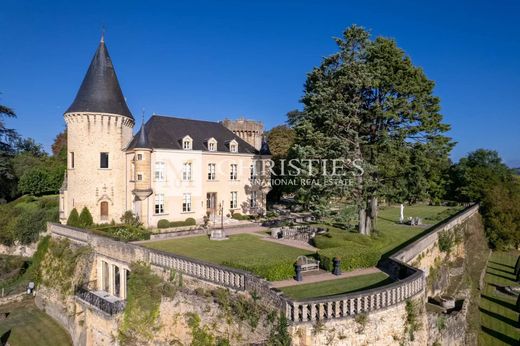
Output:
65,38,134,119
133,123,151,149
127,115,258,154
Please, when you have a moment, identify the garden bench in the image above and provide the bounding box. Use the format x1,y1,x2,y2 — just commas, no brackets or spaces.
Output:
296,256,320,272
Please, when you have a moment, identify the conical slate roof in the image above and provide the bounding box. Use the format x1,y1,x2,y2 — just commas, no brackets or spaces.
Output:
133,122,151,149
65,38,133,119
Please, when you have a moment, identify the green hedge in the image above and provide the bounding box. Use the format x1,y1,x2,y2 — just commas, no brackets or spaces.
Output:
222,259,295,281
231,213,252,221
157,218,197,228
317,247,381,272
157,219,170,229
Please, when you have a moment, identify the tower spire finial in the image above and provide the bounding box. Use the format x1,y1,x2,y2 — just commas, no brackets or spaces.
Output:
100,25,105,43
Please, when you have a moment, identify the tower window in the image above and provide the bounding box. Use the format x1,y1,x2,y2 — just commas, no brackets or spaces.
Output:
70,152,75,169
137,153,143,161
100,152,109,169
137,173,143,181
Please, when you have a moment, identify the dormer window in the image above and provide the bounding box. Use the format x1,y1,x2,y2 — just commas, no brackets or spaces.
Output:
182,135,193,150
229,139,238,153
207,137,217,152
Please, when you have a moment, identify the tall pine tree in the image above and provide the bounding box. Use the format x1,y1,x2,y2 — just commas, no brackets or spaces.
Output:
290,25,452,235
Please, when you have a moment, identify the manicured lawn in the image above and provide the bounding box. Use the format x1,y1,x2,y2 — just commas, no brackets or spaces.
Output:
0,299,72,346
479,251,520,346
313,205,463,257
280,272,392,300
144,233,313,281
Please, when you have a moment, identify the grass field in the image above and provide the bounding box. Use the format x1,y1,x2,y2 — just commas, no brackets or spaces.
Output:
0,299,72,346
479,251,520,346
313,205,463,258
144,233,313,280
280,272,391,300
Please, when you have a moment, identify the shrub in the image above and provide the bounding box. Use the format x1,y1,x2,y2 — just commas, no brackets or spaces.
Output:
120,210,142,227
169,218,197,228
231,213,251,221
91,226,150,242
185,217,196,226
79,207,93,227
317,247,381,272
119,262,163,343
66,208,80,227
438,230,455,253
157,219,170,229
222,259,295,281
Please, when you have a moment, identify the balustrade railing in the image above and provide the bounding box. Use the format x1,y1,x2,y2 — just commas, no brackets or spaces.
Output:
75,286,126,315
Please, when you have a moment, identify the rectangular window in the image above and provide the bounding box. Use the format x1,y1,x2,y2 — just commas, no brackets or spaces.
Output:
137,153,143,160
230,191,238,209
137,173,143,181
250,164,256,180
70,152,75,169
100,152,109,168
182,193,192,212
155,162,165,181
209,142,216,151
154,194,164,214
182,162,192,181
251,191,257,208
208,163,216,180
230,164,238,180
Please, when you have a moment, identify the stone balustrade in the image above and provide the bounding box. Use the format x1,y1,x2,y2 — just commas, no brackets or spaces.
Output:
48,203,478,324
75,286,126,315
149,250,247,290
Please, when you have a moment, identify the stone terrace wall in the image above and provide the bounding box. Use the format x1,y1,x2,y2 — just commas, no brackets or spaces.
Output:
47,204,478,325
48,223,280,303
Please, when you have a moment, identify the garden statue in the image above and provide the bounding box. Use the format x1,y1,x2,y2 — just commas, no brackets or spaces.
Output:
400,204,404,223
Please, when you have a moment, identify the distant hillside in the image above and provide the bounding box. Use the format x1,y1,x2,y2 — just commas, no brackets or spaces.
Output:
513,167,520,175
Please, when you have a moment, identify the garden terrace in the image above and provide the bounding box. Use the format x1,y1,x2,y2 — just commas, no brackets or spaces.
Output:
143,233,314,281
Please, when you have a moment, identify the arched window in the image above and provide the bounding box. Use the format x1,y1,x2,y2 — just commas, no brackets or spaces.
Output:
100,201,109,221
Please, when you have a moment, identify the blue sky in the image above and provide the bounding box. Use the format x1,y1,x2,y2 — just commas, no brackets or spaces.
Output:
1,1,519,166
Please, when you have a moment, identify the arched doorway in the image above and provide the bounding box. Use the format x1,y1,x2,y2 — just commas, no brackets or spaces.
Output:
100,201,109,221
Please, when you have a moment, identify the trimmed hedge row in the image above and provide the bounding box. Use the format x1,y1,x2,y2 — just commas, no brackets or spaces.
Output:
222,259,295,281
157,218,197,229
231,213,253,221
317,247,381,272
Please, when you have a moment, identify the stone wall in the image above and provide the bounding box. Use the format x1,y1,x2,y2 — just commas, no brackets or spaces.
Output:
0,241,38,257
42,204,479,345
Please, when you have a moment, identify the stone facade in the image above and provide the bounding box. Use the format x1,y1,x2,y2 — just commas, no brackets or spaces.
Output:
60,113,134,226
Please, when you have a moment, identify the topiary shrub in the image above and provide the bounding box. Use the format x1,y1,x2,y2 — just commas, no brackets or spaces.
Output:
66,208,80,227
79,207,93,228
231,213,252,221
185,217,196,226
157,219,170,229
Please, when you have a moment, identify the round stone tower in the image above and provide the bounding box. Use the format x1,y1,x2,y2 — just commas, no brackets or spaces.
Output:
59,36,135,224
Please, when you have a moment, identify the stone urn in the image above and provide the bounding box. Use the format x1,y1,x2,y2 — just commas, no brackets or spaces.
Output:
332,257,341,276
294,263,302,282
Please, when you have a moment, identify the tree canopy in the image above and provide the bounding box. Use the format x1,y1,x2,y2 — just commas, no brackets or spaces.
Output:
289,25,453,234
